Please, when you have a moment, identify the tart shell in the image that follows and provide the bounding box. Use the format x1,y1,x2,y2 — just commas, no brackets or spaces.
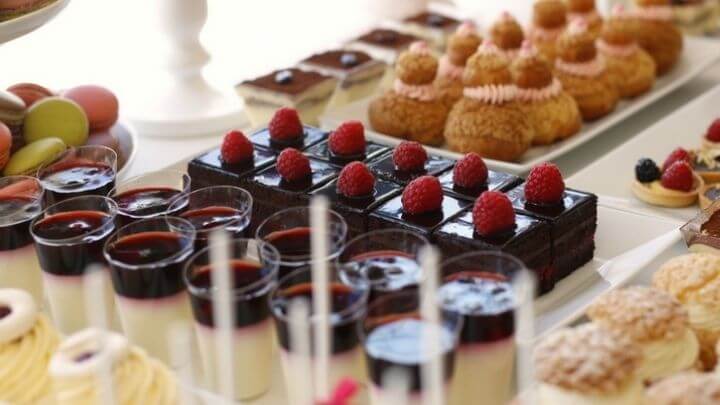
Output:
631,173,704,208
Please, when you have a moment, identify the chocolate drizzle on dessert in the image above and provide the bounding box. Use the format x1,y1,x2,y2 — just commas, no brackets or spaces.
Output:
358,29,418,49
243,68,331,95
0,306,11,320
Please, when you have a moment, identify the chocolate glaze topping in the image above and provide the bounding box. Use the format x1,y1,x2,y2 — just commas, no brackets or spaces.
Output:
357,29,419,49
242,68,332,95
405,11,460,28
303,50,372,70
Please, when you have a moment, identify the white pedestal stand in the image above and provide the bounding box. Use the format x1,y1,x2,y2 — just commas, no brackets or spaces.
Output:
124,0,246,138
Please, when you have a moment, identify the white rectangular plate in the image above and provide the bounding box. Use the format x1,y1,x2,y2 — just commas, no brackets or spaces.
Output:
321,36,720,174
567,84,720,223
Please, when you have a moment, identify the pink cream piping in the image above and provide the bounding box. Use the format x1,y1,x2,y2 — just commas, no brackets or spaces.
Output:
463,84,517,105
438,56,465,81
596,39,638,58
516,78,563,102
393,79,437,102
555,55,606,77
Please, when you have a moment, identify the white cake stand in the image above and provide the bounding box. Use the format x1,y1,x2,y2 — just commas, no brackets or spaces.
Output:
123,0,247,138
0,0,70,45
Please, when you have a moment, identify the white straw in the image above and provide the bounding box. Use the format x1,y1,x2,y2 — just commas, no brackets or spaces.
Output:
288,299,314,405
419,246,443,405
310,196,331,401
83,265,116,405
383,368,410,405
209,230,235,402
514,269,536,405
168,323,196,405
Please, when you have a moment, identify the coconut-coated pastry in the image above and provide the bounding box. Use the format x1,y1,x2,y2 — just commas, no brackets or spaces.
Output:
511,41,581,145
534,323,644,405
627,0,683,75
369,41,449,146
567,0,604,38
444,40,534,162
490,11,525,61
554,19,619,121
587,286,700,381
654,253,720,370
598,5,657,99
528,0,569,63
435,22,482,107
645,372,720,404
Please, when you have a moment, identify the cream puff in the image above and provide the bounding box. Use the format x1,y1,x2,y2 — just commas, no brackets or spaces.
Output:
49,328,179,404
511,41,581,145
598,5,657,99
627,0,683,75
567,0,604,38
534,324,644,405
654,253,720,369
435,22,482,108
369,41,449,146
0,288,60,404
645,372,720,404
444,40,534,161
489,11,525,61
587,286,700,382
528,0,568,63
554,19,619,121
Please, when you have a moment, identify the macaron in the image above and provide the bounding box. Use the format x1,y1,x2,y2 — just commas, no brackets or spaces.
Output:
3,137,66,176
23,97,89,147
63,85,119,132
7,83,54,107
0,122,11,170
0,90,26,153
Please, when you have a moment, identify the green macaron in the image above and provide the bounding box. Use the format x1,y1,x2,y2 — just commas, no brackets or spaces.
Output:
23,97,89,147
4,137,67,176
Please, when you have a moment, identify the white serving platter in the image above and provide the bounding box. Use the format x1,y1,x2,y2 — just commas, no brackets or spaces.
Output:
567,84,720,223
321,36,720,175
0,0,69,44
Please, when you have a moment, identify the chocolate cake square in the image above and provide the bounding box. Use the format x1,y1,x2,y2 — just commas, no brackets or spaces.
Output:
367,192,469,239
347,29,420,64
369,154,454,186
187,147,276,190
437,170,522,201
304,140,390,168
506,184,598,282
249,125,328,154
312,177,402,238
433,210,555,293
244,157,340,233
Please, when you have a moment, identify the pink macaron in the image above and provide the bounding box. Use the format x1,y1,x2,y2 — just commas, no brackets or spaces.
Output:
0,122,11,170
7,83,54,107
63,85,119,132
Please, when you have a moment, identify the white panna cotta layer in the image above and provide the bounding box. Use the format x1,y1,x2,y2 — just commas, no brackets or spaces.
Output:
195,319,275,400
0,244,43,305
43,271,117,335
116,291,191,366
370,384,450,405
449,337,515,405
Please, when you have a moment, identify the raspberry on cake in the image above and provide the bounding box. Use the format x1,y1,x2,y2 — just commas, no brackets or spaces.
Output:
236,68,338,127
337,162,375,198
220,130,254,165
269,107,304,143
393,141,427,172
299,50,387,109
401,175,443,215
453,153,488,189
370,143,453,186
277,148,312,182
329,121,366,157
472,191,515,237
525,162,565,205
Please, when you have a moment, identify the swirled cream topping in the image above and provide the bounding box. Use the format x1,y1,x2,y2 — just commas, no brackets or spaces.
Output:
556,55,606,77
0,315,60,404
438,55,465,80
393,80,437,102
597,39,638,58
517,78,563,102
464,84,517,105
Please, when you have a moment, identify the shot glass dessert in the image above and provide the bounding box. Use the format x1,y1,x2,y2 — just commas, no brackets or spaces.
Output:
170,185,253,251
270,267,369,398
104,216,195,365
185,238,280,400
362,291,462,405
337,229,428,302
37,145,117,206
109,170,190,227
439,252,524,405
0,176,44,305
256,206,347,278
30,195,118,334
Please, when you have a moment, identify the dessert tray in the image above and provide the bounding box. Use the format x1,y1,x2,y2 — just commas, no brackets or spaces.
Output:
0,0,69,44
567,83,720,223
321,36,720,175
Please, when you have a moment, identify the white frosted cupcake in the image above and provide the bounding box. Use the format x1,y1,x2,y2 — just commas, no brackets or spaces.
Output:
534,323,644,405
654,253,720,369
587,286,699,381
0,288,60,404
645,372,720,404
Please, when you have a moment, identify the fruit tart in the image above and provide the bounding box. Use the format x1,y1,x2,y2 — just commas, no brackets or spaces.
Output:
632,150,704,207
511,41,581,145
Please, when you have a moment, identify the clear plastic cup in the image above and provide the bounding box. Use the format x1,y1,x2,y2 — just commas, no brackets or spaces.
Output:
108,170,190,227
